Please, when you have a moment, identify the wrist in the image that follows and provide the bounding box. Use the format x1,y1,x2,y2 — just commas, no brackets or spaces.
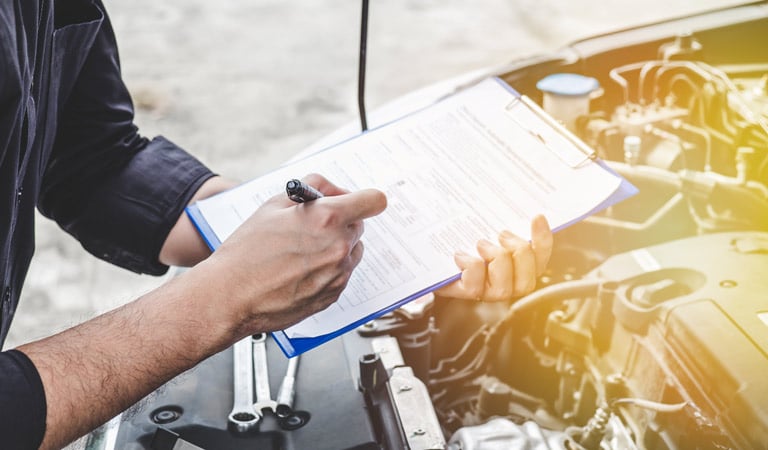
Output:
159,176,238,267
165,265,241,354
190,176,238,202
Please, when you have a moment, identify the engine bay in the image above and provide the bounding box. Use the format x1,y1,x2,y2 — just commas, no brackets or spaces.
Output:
86,2,768,449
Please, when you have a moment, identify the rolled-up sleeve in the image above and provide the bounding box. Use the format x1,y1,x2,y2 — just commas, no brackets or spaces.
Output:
0,350,47,450
43,136,214,275
38,1,214,275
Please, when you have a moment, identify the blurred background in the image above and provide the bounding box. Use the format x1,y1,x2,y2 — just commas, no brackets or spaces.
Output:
2,0,743,444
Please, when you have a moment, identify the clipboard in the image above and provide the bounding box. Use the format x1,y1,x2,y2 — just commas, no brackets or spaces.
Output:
494,78,637,233
505,95,596,168
186,77,637,358
270,273,462,357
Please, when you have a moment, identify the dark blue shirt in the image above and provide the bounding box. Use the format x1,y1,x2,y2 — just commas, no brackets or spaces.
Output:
1,0,214,447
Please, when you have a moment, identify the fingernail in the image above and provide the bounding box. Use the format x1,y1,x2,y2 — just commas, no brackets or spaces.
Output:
533,214,550,227
475,240,490,251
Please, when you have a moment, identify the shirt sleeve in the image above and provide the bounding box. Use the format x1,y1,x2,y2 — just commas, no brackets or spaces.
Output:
38,1,215,275
0,350,47,450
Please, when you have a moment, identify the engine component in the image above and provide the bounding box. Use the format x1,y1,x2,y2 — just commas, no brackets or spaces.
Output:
536,73,601,130
542,232,768,449
358,343,446,450
447,418,574,450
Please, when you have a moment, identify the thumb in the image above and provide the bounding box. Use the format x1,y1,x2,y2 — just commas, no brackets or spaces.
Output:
325,188,388,222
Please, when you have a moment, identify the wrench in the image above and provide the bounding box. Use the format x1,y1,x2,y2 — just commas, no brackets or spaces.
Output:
251,334,310,430
251,333,278,417
275,355,300,418
275,354,310,430
227,337,260,433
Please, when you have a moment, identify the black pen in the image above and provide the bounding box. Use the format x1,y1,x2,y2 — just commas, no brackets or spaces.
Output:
286,179,324,203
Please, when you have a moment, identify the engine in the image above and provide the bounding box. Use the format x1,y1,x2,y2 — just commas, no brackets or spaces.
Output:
432,232,768,450
429,4,768,449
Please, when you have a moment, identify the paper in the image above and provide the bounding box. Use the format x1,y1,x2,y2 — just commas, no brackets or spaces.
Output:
188,77,634,355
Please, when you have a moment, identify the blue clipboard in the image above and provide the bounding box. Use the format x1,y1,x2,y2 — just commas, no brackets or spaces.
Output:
185,77,638,358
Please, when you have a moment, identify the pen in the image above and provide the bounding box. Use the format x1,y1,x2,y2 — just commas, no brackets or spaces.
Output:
286,179,324,203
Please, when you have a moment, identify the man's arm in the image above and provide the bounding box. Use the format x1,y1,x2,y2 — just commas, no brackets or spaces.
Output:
19,268,232,450
40,2,219,278
19,174,387,450
158,176,237,267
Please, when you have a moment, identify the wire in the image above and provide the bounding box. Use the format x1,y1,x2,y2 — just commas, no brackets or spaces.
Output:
503,279,602,324
357,0,369,132
612,398,688,413
429,325,492,388
483,279,603,366
429,279,604,389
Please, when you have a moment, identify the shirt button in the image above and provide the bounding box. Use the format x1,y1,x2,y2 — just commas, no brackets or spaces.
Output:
15,187,23,206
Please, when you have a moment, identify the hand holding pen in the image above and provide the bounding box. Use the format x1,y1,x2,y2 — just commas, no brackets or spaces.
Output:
286,179,324,203
207,173,387,331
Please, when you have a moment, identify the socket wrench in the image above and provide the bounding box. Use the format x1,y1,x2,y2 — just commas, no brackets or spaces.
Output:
275,354,310,430
248,334,310,430
275,355,300,418
227,337,260,433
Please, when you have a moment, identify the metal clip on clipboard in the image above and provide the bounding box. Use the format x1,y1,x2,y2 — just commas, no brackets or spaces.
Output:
505,95,596,168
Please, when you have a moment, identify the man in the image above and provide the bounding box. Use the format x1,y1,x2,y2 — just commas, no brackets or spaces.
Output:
1,1,552,448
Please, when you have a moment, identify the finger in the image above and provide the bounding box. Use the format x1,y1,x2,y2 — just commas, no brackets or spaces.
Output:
477,239,515,302
301,173,350,197
347,220,365,248
349,240,365,268
530,214,553,276
324,188,388,223
313,241,365,310
434,252,485,300
498,232,538,295
260,174,343,211
260,190,297,210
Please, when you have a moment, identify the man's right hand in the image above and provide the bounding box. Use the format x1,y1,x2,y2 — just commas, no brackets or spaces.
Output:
197,173,387,339
22,174,386,450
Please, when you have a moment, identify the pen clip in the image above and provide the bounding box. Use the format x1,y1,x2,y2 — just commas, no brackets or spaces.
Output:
505,95,596,169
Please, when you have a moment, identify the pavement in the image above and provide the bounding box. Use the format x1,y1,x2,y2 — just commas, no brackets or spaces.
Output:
1,0,739,448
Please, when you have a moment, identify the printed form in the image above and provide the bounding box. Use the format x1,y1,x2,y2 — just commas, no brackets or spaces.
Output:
192,78,623,341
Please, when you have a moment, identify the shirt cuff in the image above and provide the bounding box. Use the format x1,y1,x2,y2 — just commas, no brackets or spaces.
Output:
77,136,215,275
0,349,47,450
